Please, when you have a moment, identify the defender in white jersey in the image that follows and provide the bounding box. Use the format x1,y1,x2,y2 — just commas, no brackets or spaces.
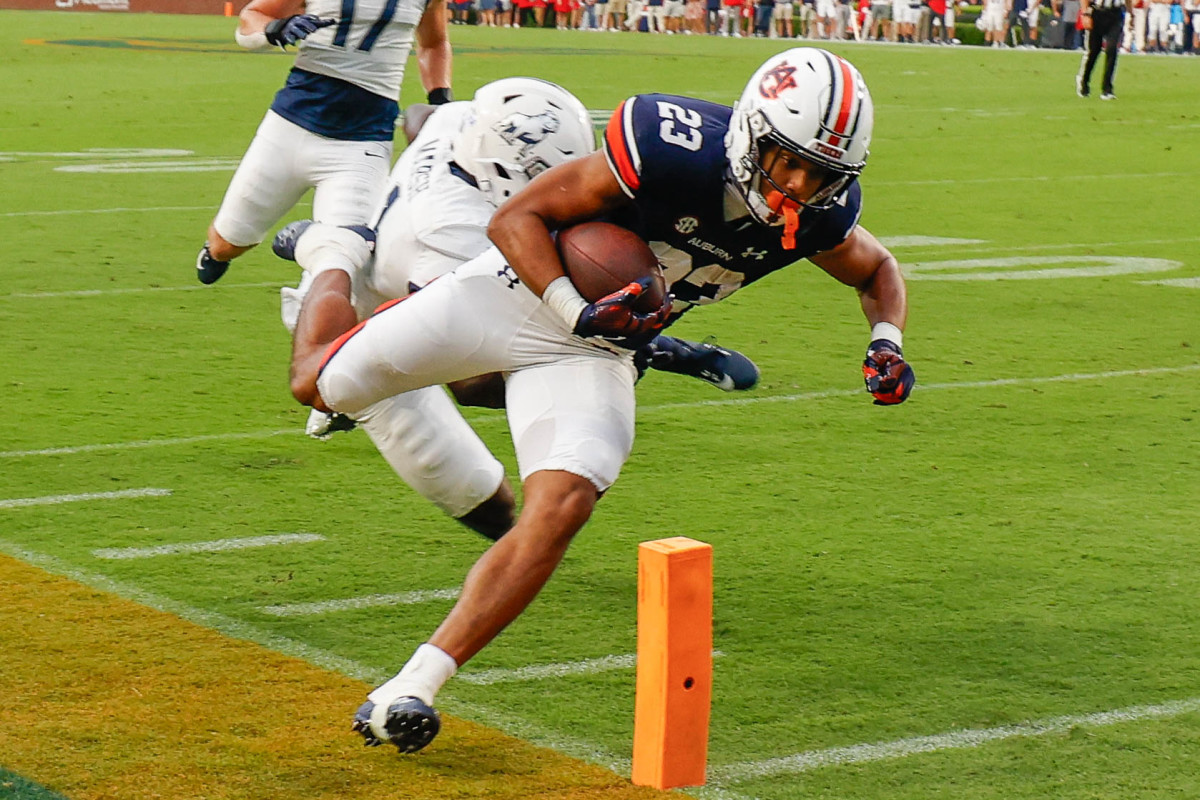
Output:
194,0,452,285
287,49,912,754
280,78,598,540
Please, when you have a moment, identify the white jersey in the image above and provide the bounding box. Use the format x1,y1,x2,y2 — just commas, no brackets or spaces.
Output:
366,102,495,303
295,0,431,99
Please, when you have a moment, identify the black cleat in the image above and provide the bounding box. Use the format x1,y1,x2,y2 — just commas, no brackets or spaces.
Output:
196,244,230,284
273,220,376,261
352,697,440,753
272,220,313,261
642,335,760,391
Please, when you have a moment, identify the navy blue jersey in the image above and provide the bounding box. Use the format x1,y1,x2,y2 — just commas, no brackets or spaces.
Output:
602,93,861,317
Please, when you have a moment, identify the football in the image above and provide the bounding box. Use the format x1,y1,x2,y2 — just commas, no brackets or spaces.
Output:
556,222,667,313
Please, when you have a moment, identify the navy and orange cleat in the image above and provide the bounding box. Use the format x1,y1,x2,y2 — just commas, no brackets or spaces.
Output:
352,697,441,753
640,335,760,392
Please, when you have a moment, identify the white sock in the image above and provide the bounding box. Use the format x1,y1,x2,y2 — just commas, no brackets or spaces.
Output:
368,643,458,708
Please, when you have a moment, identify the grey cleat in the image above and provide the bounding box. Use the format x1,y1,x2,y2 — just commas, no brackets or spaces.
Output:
352,697,441,753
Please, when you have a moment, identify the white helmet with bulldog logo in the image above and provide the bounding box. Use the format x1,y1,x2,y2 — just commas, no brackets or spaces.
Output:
453,77,596,207
726,48,874,222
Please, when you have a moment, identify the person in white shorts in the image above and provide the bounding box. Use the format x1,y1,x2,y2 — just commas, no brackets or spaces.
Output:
195,0,452,285
815,0,837,32
276,78,594,540
981,0,1009,44
664,0,686,30
289,48,913,754
278,79,761,540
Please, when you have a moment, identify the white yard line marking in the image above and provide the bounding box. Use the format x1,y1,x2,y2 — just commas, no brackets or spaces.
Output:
0,487,171,509
1,282,279,300
871,171,1193,187
459,651,725,686
710,697,1200,784
0,429,298,458
1141,277,1200,288
92,533,325,560
0,205,213,218
461,654,636,685
260,588,460,617
877,235,987,248
4,365,1198,461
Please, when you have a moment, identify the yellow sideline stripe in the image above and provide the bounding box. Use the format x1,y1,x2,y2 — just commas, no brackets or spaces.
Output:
0,555,675,800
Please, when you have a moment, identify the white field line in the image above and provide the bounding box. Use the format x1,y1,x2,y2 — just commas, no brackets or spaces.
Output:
871,171,1194,187
0,487,171,509
0,429,298,458
459,650,726,686
92,533,325,560
710,697,1200,784
1142,277,1200,288
0,205,213,218
1,282,279,300
260,587,460,617
3,365,1198,461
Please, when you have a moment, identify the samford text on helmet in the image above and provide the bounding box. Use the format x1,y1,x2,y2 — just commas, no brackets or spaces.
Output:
726,48,874,223
453,77,596,207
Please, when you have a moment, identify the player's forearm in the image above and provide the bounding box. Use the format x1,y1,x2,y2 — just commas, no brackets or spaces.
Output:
857,255,908,332
488,209,566,297
417,40,453,95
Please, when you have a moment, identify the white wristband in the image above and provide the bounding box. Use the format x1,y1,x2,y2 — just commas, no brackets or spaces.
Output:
235,29,271,50
542,276,589,330
871,321,903,348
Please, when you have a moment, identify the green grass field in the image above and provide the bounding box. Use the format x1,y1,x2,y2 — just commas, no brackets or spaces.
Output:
2,11,1199,799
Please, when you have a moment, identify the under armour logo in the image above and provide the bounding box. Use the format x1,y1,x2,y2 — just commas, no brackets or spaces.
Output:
675,216,699,234
741,247,768,261
497,264,521,289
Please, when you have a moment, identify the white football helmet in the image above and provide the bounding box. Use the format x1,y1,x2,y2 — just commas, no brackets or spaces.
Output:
452,77,596,207
726,48,874,223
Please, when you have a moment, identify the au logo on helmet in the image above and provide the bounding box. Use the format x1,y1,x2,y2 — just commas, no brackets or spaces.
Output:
758,64,798,100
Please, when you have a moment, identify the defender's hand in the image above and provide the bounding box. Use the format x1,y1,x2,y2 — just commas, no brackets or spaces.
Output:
574,278,672,350
264,14,335,48
863,339,915,405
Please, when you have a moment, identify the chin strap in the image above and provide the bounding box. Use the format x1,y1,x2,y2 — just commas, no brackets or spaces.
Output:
764,191,801,251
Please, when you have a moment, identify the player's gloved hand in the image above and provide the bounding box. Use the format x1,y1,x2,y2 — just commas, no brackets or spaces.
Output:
574,278,672,351
862,339,915,405
263,14,335,48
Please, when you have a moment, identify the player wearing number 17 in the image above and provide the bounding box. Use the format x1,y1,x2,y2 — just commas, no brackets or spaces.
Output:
195,0,453,285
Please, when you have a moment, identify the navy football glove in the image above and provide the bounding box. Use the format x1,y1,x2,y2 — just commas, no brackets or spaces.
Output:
574,278,672,351
264,14,334,48
862,338,915,405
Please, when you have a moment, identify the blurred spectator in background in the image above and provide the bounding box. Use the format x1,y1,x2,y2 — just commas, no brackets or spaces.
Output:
773,0,796,35
1146,0,1170,48
1188,0,1199,51
602,0,624,28
867,0,893,38
981,0,1009,45
754,0,774,32
1124,0,1146,49
665,0,686,32
893,0,916,41
684,0,706,32
705,0,722,30
479,0,498,24
646,0,665,32
1025,0,1042,43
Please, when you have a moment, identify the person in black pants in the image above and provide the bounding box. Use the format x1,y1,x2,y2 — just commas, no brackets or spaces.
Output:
1076,0,1133,99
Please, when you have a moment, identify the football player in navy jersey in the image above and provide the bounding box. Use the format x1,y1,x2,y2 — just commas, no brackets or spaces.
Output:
490,47,913,409
195,0,453,286
287,48,912,755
